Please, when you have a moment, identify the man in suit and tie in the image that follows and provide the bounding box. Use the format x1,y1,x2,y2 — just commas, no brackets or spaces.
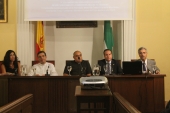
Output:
98,49,122,75
138,47,160,74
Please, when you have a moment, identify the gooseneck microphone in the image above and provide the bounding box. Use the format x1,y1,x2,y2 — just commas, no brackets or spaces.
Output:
78,57,83,75
46,65,50,76
14,68,18,76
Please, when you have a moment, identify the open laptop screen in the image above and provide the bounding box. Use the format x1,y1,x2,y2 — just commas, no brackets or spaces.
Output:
122,61,142,75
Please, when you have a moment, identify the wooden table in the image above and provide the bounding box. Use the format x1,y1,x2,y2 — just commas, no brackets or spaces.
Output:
75,86,112,113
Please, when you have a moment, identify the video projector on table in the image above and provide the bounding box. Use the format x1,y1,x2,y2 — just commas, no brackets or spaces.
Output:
80,76,108,89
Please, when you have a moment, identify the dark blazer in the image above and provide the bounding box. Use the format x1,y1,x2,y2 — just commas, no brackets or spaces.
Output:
64,60,92,76
98,59,122,75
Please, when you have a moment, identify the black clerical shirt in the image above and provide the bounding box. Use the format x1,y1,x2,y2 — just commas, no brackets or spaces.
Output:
63,60,92,76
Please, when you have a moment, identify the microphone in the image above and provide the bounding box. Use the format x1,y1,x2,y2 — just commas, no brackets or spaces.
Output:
78,57,81,65
14,68,18,76
33,68,36,75
78,57,80,60
145,68,151,79
78,57,83,75
111,64,114,75
46,66,50,76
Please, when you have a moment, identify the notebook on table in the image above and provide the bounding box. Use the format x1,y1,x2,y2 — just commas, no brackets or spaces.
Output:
122,61,142,75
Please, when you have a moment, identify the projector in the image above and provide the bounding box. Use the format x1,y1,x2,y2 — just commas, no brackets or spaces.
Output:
80,76,108,89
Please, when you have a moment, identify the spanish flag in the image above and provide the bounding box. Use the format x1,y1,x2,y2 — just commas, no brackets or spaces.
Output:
35,21,45,59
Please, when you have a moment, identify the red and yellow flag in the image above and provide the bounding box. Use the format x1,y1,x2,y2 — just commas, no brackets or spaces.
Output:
35,21,45,59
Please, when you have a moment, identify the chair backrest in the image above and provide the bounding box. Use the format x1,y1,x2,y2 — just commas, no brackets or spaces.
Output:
97,60,121,67
66,60,89,64
0,61,2,73
131,59,155,62
32,60,55,66
116,60,121,67
66,60,74,65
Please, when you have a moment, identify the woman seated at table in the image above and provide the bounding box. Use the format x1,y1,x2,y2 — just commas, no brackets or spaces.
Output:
0,50,21,76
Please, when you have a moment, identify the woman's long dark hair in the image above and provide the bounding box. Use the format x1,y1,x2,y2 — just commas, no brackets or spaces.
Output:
2,50,18,68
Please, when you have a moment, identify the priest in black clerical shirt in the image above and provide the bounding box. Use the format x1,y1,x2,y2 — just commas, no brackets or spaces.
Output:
98,49,122,75
63,51,92,76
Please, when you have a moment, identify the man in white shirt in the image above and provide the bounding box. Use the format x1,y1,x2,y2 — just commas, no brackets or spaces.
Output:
138,47,160,74
28,51,58,76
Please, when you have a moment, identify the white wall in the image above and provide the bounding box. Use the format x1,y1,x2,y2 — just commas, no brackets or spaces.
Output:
45,21,100,75
112,21,123,60
55,27,94,75
44,21,123,75
91,21,105,65
44,21,56,60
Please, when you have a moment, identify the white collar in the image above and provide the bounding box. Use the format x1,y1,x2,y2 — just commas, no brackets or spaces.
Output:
141,59,147,65
38,62,47,66
105,60,111,64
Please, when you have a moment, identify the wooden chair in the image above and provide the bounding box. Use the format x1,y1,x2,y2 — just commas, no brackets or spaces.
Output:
66,60,89,65
32,60,55,66
97,60,121,67
66,60,73,65
116,60,121,67
0,94,33,113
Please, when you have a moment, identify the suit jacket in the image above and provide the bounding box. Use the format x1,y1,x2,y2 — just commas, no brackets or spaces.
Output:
98,59,122,75
137,59,160,73
64,60,92,76
147,59,160,73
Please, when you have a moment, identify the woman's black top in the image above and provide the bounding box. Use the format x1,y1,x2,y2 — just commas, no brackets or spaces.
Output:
5,63,18,74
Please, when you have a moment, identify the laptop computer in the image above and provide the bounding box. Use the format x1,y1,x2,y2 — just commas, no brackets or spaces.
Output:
122,61,142,75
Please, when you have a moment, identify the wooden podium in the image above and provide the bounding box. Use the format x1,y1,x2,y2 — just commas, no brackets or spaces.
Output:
0,74,165,113
75,86,112,113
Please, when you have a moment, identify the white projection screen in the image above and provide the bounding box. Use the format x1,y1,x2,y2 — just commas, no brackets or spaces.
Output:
24,0,132,21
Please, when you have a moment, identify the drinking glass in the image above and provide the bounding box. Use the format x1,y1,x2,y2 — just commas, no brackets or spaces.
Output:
96,65,101,76
93,64,101,76
81,67,86,76
103,65,109,75
67,66,72,76
152,65,156,74
92,69,96,76
21,65,27,76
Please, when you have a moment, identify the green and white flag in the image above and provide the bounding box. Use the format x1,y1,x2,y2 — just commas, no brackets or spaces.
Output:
104,21,114,51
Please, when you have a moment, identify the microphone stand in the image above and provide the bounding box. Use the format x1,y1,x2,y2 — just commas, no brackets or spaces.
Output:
145,68,151,79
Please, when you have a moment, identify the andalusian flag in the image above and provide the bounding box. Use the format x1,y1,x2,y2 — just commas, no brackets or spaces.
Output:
104,21,114,51
35,21,45,59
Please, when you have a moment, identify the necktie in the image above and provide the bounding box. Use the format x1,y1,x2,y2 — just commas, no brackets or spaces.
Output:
107,63,111,74
143,63,146,71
